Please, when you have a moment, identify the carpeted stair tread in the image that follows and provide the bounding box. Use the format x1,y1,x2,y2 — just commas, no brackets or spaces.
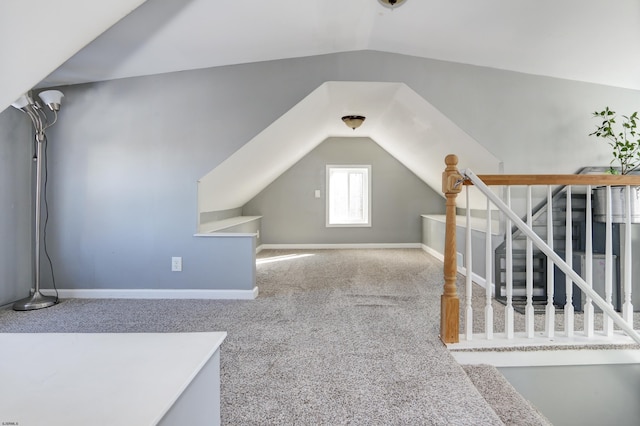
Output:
463,364,552,426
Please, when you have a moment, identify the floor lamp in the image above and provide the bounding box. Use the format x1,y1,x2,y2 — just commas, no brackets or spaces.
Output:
11,90,64,311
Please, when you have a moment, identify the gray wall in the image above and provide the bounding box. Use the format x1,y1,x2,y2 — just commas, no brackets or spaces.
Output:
422,216,502,280
243,137,444,244
0,108,33,305
20,50,639,294
500,364,640,426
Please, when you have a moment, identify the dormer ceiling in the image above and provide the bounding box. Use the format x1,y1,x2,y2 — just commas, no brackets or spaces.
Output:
198,82,501,213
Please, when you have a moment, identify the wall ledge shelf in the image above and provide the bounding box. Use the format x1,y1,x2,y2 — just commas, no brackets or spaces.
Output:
194,232,257,237
422,214,501,236
197,215,262,234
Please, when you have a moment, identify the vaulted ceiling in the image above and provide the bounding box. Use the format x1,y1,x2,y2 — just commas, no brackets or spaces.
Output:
4,0,640,215
37,0,640,91
5,0,640,110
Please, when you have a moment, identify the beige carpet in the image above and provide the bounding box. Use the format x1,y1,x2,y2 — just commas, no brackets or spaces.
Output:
0,249,549,425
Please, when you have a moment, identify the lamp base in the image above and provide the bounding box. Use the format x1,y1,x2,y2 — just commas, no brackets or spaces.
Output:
13,291,58,311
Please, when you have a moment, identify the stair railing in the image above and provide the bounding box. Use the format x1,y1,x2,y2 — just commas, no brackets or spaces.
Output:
440,154,640,345
498,166,605,244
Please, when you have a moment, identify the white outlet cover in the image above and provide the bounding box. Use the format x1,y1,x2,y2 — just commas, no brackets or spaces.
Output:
171,256,182,272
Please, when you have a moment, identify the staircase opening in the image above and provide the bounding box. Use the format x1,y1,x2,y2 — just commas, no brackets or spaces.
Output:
494,167,623,315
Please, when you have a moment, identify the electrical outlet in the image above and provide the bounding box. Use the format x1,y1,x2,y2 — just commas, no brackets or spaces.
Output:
256,230,260,239
171,256,182,272
314,189,321,198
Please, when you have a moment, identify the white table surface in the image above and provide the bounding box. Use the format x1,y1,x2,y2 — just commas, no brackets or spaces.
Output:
0,332,226,425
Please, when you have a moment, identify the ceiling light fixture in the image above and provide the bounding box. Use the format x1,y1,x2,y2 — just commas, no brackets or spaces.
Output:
342,115,366,130
378,0,408,9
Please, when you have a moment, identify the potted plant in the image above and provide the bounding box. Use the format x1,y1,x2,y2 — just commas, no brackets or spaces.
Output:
589,107,640,223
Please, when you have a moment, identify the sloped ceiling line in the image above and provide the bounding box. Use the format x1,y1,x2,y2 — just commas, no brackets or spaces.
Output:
0,0,148,112
25,0,640,92
197,81,501,223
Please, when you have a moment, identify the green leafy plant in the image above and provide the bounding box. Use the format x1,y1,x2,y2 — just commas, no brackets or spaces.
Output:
589,107,640,174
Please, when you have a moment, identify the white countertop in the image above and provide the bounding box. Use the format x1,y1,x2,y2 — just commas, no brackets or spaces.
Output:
0,332,226,426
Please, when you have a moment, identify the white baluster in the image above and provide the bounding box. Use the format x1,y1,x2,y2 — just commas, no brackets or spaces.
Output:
505,186,514,339
525,186,534,338
584,185,594,338
465,186,473,340
485,197,493,340
545,186,555,338
604,185,614,336
623,185,634,324
564,186,574,337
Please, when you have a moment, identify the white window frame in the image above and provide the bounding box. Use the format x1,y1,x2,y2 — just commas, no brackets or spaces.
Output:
326,165,371,227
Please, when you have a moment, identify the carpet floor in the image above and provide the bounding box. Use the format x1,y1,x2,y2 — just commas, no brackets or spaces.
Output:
0,249,546,425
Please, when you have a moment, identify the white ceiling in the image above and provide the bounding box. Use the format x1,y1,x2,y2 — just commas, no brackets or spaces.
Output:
41,0,640,90
13,0,639,215
0,0,146,112
198,82,500,214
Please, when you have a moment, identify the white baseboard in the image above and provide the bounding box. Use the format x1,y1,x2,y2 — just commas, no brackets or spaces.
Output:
256,244,264,254
421,243,444,261
40,287,259,300
421,244,493,292
260,243,422,250
452,347,640,367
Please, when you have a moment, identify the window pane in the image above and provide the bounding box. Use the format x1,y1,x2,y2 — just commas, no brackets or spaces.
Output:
327,166,370,226
348,172,363,220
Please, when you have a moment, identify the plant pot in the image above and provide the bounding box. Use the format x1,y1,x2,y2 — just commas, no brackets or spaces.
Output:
592,185,640,223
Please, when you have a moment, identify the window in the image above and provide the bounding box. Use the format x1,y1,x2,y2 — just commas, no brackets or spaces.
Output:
326,165,371,227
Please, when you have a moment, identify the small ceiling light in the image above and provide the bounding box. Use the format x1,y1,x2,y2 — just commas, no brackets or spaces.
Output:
378,0,408,9
342,115,366,130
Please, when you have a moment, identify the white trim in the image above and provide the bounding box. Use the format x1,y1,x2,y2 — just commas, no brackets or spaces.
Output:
450,330,638,351
260,243,421,250
421,214,501,236
193,232,257,237
198,215,262,233
421,244,489,288
256,244,264,254
326,164,372,227
421,243,444,261
451,348,640,367
40,287,259,300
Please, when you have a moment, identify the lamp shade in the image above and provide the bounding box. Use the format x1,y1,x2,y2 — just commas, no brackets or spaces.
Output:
38,90,64,111
11,94,32,110
342,115,366,130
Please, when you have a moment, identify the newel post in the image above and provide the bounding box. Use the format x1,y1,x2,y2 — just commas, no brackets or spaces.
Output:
441,154,462,343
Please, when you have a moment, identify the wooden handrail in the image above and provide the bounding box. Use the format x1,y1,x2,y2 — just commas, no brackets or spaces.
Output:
463,166,640,345
441,154,640,346
464,174,640,186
